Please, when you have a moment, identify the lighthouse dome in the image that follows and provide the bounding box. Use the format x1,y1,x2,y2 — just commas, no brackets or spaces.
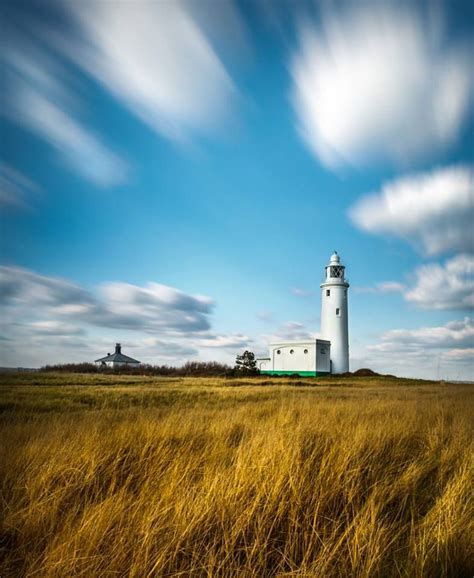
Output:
330,251,340,264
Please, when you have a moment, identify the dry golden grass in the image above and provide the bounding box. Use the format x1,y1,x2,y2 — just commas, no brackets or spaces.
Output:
1,373,473,577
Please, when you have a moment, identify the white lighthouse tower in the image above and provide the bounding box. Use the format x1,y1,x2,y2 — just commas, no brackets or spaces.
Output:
320,251,349,374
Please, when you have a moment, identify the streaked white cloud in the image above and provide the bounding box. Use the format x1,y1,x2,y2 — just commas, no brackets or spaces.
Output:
291,3,472,168
0,266,252,367
0,266,214,335
16,85,128,187
194,333,251,349
355,255,473,311
126,337,198,361
60,0,238,142
256,311,274,323
98,281,214,333
0,266,94,309
443,348,474,361
352,346,473,381
352,317,474,380
406,254,474,310
292,287,314,297
369,317,473,352
0,163,40,209
29,320,85,337
355,281,405,294
4,48,128,187
349,165,474,255
263,321,318,344
377,282,405,293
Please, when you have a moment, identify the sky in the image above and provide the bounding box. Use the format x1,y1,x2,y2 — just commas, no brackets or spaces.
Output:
0,0,473,380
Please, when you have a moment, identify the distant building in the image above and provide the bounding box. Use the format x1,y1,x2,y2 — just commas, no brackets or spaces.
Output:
95,343,141,368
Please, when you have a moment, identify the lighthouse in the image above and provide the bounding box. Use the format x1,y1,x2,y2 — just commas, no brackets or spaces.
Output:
320,252,349,374
255,251,350,377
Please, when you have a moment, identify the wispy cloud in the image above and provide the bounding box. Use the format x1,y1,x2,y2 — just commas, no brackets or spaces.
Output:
351,317,474,380
406,254,474,310
29,320,86,337
354,282,405,295
442,348,474,361
292,287,314,297
0,163,40,209
291,3,472,168
0,266,253,367
0,266,214,335
4,47,128,187
355,254,473,311
256,311,274,323
263,321,318,344
349,165,473,255
194,334,251,350
59,0,239,143
369,317,474,352
126,337,198,361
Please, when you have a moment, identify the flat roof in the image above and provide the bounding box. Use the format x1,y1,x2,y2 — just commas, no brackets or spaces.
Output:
269,339,330,346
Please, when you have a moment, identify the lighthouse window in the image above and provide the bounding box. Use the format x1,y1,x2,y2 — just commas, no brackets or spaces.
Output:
336,308,341,316
276,349,281,354
290,349,294,354
320,347,326,354
304,349,308,354
326,289,330,296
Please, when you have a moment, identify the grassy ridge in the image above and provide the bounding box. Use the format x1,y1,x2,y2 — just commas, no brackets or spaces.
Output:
1,374,473,577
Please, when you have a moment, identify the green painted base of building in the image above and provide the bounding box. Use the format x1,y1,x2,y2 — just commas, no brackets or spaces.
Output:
261,370,331,377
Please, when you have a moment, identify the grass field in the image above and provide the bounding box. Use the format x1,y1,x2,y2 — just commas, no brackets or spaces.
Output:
1,373,472,577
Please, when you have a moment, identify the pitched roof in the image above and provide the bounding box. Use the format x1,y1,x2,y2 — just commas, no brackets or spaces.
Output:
95,352,141,363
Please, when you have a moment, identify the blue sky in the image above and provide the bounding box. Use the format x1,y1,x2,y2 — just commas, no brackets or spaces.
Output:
1,0,473,379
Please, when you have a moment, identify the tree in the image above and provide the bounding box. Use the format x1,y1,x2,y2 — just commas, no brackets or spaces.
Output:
235,350,258,374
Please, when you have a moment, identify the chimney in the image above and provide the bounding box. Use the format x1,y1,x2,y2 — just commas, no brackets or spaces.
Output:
115,343,121,354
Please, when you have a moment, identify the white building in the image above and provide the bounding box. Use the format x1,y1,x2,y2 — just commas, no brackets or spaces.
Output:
257,252,349,376
95,343,141,368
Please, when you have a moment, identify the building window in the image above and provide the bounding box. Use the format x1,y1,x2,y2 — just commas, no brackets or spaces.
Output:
304,349,308,354
290,349,294,354
336,308,340,316
320,347,326,354
276,349,281,354
326,289,330,296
